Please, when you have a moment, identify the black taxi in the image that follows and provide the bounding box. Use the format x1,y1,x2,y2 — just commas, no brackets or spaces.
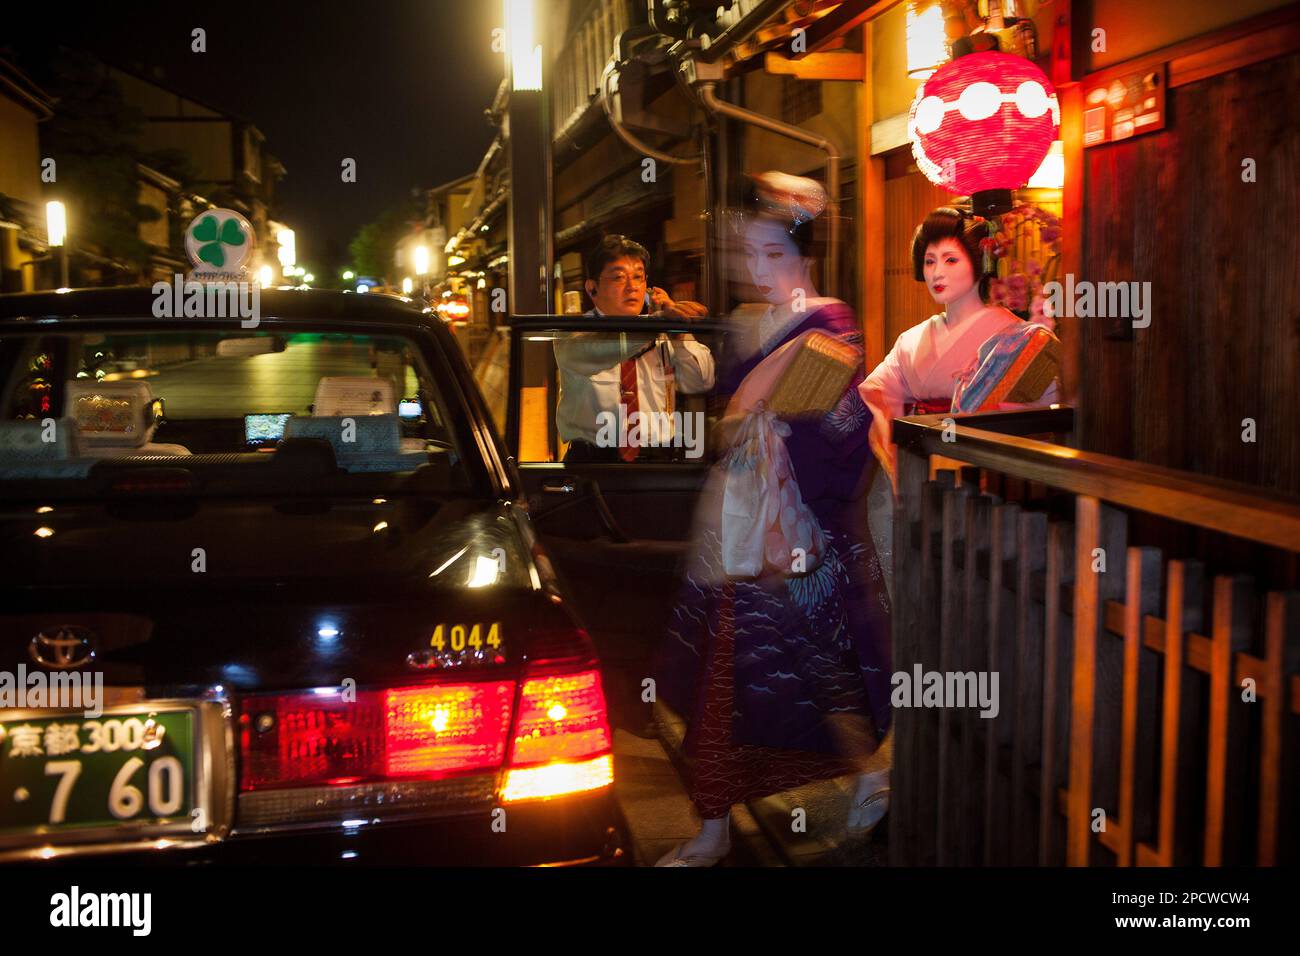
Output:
0,287,627,865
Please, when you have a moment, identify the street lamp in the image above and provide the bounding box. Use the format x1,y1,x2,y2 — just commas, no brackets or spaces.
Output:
258,264,274,287
503,0,550,315
342,270,355,281
401,277,413,295
505,0,542,92
46,201,69,288
277,228,296,269
413,245,430,277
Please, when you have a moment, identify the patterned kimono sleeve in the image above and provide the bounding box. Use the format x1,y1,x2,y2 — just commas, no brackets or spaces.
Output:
816,313,870,450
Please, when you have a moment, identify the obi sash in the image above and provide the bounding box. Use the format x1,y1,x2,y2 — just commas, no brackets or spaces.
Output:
905,397,953,415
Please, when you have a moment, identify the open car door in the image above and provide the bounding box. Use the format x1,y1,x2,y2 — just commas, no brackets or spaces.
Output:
503,314,732,730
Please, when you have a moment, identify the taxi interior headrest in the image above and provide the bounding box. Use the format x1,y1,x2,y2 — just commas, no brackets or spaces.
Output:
311,376,396,417
0,416,81,458
65,379,162,448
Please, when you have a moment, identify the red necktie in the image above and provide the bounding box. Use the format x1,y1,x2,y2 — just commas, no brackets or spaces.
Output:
619,357,639,462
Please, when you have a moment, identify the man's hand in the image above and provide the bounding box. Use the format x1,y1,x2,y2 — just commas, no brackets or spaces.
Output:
651,287,707,321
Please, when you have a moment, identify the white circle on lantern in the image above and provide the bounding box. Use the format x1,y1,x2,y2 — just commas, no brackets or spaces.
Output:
957,82,1001,121
914,95,946,134
1014,80,1050,118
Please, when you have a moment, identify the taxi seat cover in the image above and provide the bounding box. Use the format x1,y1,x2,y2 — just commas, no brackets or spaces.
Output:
283,414,425,472
0,416,81,458
0,416,92,478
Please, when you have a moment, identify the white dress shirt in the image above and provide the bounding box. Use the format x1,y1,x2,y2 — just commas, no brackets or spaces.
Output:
553,311,716,447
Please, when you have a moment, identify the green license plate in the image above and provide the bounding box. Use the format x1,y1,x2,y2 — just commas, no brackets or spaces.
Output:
0,709,195,834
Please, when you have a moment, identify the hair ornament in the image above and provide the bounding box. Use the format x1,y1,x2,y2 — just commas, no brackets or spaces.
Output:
751,171,827,235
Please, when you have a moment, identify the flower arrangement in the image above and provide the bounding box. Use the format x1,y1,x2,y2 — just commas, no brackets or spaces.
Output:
984,203,1063,326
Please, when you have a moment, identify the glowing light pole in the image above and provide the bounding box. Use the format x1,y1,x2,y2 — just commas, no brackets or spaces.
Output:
505,0,551,315
46,201,68,288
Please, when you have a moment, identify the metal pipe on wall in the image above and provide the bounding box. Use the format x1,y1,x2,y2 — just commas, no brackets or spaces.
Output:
598,60,702,166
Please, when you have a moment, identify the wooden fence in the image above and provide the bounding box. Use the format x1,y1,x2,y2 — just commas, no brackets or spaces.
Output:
890,408,1300,866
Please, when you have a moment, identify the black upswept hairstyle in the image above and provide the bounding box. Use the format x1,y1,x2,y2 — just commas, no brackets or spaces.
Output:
584,234,650,281
911,206,992,301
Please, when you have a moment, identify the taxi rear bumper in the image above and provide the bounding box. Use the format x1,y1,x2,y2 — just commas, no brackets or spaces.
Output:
1,790,630,867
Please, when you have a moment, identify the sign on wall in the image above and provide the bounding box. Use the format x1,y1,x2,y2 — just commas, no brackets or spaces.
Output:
1083,63,1167,147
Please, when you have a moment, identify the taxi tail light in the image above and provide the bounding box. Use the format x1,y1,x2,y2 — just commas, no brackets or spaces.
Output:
239,681,515,791
502,657,614,802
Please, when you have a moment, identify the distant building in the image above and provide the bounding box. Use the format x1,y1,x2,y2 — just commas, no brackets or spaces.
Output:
0,57,54,291
135,162,189,283
107,64,285,256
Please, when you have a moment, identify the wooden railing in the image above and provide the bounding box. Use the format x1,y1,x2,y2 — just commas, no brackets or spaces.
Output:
890,408,1300,866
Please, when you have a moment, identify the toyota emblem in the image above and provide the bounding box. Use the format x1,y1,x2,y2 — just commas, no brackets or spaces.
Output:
29,626,97,669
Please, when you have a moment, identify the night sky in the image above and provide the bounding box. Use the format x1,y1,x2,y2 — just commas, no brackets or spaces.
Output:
5,0,505,272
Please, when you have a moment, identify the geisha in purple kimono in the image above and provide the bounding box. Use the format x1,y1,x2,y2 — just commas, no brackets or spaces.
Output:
654,173,891,866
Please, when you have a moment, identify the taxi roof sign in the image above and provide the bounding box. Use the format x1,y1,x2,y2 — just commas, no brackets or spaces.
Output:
185,208,255,278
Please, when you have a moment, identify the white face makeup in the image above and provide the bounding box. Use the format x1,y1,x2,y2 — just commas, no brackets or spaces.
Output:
741,217,810,306
922,237,977,306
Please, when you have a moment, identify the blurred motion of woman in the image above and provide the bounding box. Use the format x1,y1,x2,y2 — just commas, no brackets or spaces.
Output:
859,206,1060,488
654,173,891,866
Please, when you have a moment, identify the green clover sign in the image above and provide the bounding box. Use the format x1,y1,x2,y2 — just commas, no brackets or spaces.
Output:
191,214,246,268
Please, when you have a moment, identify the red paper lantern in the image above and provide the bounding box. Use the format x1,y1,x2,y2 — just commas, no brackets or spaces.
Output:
908,51,1060,215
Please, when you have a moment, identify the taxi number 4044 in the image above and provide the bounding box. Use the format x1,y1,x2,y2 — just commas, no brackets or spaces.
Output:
430,623,502,653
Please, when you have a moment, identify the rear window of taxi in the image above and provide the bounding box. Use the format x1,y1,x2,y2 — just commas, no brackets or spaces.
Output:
0,328,470,487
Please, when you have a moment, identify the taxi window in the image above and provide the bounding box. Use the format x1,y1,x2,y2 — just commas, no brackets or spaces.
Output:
0,328,466,484
473,326,510,436
512,321,728,465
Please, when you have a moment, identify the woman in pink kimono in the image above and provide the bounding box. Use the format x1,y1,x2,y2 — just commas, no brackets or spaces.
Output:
859,206,1059,486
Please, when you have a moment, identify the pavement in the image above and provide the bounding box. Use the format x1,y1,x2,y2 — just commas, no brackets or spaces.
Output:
611,704,890,867
612,728,782,866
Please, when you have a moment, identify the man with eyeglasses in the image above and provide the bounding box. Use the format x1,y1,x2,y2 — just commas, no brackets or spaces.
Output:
554,235,715,463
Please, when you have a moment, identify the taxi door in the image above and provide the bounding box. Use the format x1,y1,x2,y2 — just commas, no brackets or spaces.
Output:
502,314,730,731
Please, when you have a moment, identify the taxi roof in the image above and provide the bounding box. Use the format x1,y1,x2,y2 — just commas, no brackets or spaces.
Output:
0,286,433,329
